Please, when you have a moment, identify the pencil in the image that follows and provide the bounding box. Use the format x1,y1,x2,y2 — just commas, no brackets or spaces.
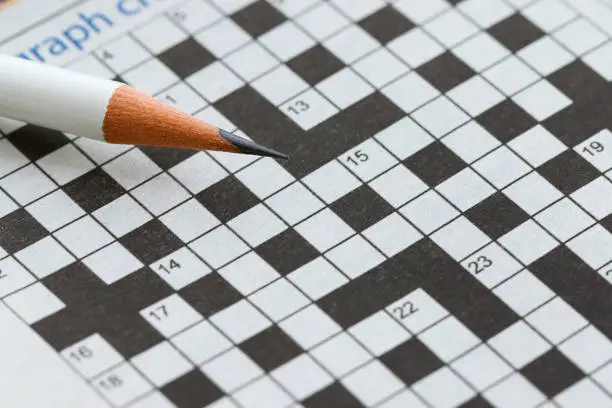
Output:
0,54,288,160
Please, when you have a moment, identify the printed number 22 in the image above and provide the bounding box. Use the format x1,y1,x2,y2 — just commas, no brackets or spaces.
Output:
393,301,418,319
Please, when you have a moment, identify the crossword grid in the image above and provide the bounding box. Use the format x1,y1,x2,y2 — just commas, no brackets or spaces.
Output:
2,0,612,407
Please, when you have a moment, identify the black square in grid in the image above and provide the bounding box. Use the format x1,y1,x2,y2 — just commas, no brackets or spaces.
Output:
179,272,242,318
547,59,609,103
380,338,443,386
416,51,476,93
287,45,345,86
7,124,69,162
358,5,415,44
119,219,183,265
303,382,365,408
459,396,495,408
600,213,612,235
330,184,394,231
239,325,302,371
63,168,124,212
476,99,537,143
487,13,545,53
231,0,286,38
255,228,319,275
161,369,224,408
138,146,197,171
0,209,47,253
537,150,600,195
158,37,216,79
465,192,530,240
520,348,584,397
403,142,466,186
195,176,258,223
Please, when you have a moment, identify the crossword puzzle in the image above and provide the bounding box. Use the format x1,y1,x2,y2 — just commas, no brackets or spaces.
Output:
3,0,612,406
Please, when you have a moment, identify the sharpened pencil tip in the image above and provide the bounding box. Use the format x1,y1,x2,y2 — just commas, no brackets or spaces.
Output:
219,129,289,160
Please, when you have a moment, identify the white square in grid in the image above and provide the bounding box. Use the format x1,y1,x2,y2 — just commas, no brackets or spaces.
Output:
341,139,397,182
348,310,411,356
233,376,293,408
224,42,278,82
73,137,130,167
518,37,574,77
92,362,152,407
187,61,244,103
554,18,606,56
443,121,500,164
14,236,74,279
66,55,114,79
526,297,588,344
354,48,409,88
488,321,551,369
156,82,207,115
265,182,325,226
131,341,192,387
575,129,612,172
483,55,541,97
280,88,339,131
566,224,612,269
0,117,24,135
400,190,460,235
461,242,522,288
316,68,374,109
448,76,505,117
132,16,188,55
370,165,428,208
126,392,174,408
311,332,371,377
169,152,227,195
0,257,34,298
386,288,449,334
228,204,286,247
295,2,350,41
452,31,510,72
93,195,151,238
364,213,423,257
102,149,161,190
594,361,612,395
189,226,249,269
413,367,475,408
473,146,530,189
94,36,149,73
509,125,567,167
499,220,558,265
556,378,612,408
295,208,354,252
374,116,435,161
26,190,85,232
523,0,576,32
210,299,271,343
436,167,494,212
512,79,572,121
209,0,255,14
483,373,546,408
378,390,428,408
249,277,309,322
493,270,555,316
218,252,280,296
412,96,469,138
83,242,143,285
381,72,440,113
123,58,180,95
235,158,294,200
150,247,211,290
332,0,385,20
36,144,94,186
341,360,404,407
258,21,315,61
303,160,361,204
60,333,123,380
160,199,220,243
423,8,479,48
131,173,190,216
271,354,333,401
0,164,55,206
140,293,202,338
323,25,378,65
457,0,513,28
252,65,309,106
326,235,385,279
571,176,612,220
279,304,342,349
201,348,263,393
503,171,563,215
0,139,28,178
535,198,594,242
431,216,490,261
560,325,612,373
54,215,113,258
195,106,236,135
172,319,232,365
0,190,16,220
388,28,444,68
419,316,480,362
288,257,349,301
451,344,513,391
169,0,222,34
195,18,251,57
394,0,450,24
5,282,64,325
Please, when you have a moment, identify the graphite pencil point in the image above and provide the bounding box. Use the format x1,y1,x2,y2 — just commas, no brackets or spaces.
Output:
218,129,289,160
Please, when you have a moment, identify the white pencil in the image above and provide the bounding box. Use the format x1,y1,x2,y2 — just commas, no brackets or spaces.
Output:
0,54,287,159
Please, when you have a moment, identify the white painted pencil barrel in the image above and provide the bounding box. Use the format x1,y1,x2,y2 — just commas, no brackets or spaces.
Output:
0,54,121,140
